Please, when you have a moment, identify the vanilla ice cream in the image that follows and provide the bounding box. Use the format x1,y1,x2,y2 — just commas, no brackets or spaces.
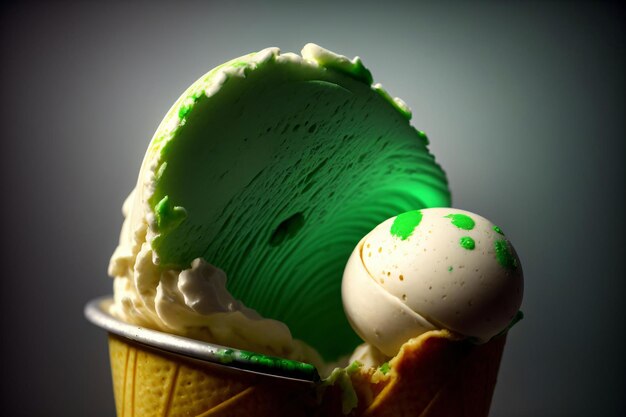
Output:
342,208,523,357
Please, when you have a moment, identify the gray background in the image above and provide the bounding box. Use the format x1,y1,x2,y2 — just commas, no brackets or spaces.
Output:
1,1,624,416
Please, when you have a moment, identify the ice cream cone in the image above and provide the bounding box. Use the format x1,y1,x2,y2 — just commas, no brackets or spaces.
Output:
89,298,507,417
107,334,318,417
320,329,506,417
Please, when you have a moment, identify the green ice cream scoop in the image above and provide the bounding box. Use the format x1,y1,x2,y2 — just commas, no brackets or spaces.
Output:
139,44,450,360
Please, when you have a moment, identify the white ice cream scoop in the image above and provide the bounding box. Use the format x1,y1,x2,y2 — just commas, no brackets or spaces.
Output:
342,208,523,357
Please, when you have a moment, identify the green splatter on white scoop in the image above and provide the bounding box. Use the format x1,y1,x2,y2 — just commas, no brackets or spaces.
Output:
112,44,450,361
343,208,523,357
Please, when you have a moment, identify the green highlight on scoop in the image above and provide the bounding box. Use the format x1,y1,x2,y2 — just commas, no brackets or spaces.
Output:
459,236,475,250
445,213,475,230
390,210,423,240
495,239,518,270
493,225,504,235
154,196,187,233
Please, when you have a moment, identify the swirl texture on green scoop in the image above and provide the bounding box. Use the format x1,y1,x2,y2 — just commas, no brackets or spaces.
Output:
141,44,450,360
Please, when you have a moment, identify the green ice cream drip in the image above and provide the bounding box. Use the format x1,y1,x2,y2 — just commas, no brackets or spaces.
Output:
494,239,518,270
215,348,318,380
379,362,391,374
459,236,475,250
445,213,475,230
390,210,423,240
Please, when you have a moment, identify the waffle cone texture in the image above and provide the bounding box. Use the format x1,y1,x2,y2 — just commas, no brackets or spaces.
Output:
108,330,505,417
108,334,317,417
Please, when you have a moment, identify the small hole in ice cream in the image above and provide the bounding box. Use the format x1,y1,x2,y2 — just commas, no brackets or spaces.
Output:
269,212,305,246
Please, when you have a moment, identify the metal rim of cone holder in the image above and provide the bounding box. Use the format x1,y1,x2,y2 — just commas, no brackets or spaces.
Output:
84,295,320,383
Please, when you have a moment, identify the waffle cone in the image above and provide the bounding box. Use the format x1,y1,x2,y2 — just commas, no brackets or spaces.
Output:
107,330,505,417
107,334,317,417
320,330,506,417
